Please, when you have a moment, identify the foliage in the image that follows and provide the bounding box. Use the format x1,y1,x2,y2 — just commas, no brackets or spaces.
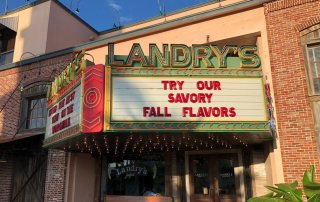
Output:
248,181,302,202
303,165,320,200
248,165,320,202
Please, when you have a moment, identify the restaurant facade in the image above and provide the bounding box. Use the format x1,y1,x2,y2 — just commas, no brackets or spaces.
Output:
42,1,281,201
1,0,320,202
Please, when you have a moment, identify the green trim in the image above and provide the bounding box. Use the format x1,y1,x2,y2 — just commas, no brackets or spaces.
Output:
111,67,263,77
47,78,81,108
107,122,270,132
0,48,74,71
43,125,81,147
43,131,82,148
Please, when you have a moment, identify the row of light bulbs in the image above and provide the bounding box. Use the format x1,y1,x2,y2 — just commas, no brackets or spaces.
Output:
64,133,249,156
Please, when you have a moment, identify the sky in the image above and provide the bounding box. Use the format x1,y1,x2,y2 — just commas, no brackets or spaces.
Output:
0,0,212,32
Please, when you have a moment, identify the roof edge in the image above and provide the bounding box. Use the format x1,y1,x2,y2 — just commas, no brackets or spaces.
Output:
99,0,226,35
52,0,98,34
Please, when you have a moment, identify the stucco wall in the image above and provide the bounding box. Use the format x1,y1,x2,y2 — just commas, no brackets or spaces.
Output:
98,0,246,39
4,1,51,62
1,0,97,63
65,153,97,202
45,1,97,53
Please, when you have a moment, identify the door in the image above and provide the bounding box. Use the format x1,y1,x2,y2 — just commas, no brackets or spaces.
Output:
189,154,239,202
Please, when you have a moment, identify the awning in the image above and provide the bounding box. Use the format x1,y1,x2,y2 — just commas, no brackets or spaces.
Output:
0,16,19,31
0,129,44,144
43,131,274,155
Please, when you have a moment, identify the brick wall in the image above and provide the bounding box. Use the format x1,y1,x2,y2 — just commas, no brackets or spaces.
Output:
0,53,73,201
0,158,13,202
44,149,67,202
0,54,73,137
265,0,320,182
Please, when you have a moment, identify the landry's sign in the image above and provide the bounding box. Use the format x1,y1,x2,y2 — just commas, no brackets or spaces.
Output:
47,52,85,102
107,43,261,68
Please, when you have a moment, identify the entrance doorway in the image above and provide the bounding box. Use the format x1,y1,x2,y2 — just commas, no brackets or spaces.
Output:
189,154,240,202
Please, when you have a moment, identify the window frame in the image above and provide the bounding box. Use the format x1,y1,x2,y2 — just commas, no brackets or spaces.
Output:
19,83,49,133
306,44,320,95
25,95,47,130
301,27,320,96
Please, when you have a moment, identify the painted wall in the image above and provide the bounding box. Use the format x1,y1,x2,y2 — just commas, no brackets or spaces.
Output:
98,0,246,39
3,1,51,62
0,0,97,63
66,153,97,202
45,1,97,53
88,7,269,64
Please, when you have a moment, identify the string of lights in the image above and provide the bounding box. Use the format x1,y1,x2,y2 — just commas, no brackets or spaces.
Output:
61,132,250,156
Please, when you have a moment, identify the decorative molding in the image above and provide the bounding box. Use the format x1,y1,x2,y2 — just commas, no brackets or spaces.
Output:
43,125,80,147
22,82,50,97
298,17,320,34
265,0,318,13
111,67,263,77
46,76,81,108
109,122,271,132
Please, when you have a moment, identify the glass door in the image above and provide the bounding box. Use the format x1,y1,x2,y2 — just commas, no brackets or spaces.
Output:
189,154,239,202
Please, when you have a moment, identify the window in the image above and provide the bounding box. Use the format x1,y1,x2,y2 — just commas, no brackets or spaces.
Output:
20,84,49,131
0,26,16,53
307,46,320,94
102,154,165,196
0,25,16,65
26,97,46,129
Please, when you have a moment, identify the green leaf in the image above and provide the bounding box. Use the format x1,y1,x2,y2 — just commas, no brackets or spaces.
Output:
266,185,303,202
303,165,315,184
308,193,320,202
248,196,286,202
303,165,320,198
275,181,302,199
266,186,287,196
248,165,320,202
276,181,298,192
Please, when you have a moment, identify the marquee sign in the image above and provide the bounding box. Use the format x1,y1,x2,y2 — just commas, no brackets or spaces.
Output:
44,60,105,147
107,43,261,68
111,77,267,122
104,43,269,132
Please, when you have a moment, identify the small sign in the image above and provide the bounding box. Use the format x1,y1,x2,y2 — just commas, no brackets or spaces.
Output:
46,85,81,139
